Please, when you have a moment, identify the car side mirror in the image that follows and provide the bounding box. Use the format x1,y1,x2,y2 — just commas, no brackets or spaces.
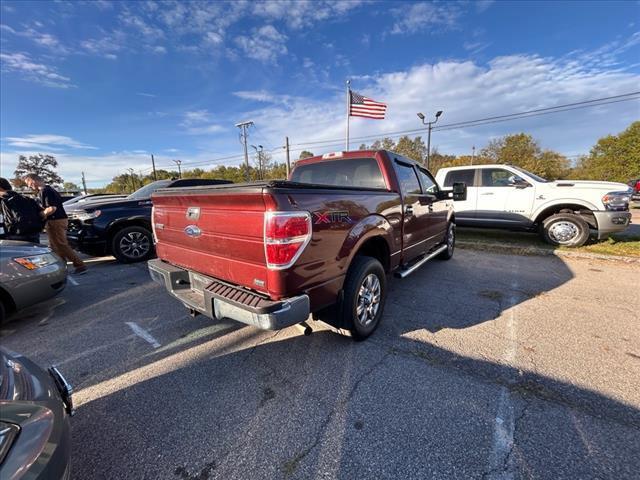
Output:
452,182,467,201
508,175,530,188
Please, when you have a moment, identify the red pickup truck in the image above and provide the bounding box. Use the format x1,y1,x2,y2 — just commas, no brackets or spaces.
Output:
148,150,467,339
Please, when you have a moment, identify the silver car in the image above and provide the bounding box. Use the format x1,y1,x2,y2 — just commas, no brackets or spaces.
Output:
0,240,67,322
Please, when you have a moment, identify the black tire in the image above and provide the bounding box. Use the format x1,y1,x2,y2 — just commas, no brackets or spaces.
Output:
111,225,154,263
437,222,455,260
341,256,387,341
541,213,590,247
0,300,5,324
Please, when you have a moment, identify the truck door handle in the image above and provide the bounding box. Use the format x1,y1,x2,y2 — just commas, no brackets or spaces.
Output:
480,192,494,196
405,205,413,216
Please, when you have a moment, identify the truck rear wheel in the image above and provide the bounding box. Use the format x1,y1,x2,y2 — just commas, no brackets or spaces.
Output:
341,256,387,341
541,213,590,247
111,226,154,263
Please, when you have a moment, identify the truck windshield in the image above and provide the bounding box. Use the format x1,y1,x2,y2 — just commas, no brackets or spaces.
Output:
291,158,387,189
512,166,549,183
127,180,172,200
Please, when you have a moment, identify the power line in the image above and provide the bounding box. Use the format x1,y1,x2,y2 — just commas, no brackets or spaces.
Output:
140,91,639,172
289,92,640,149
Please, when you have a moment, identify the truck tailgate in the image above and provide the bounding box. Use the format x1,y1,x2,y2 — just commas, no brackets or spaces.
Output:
152,188,268,292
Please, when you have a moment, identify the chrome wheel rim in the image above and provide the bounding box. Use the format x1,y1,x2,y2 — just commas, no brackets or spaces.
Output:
447,224,455,255
119,231,151,258
548,221,578,244
356,273,381,327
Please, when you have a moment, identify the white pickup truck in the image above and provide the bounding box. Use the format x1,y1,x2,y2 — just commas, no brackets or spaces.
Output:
435,164,632,247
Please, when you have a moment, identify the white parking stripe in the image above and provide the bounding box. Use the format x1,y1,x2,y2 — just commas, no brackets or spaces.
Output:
487,273,520,479
68,276,79,286
125,322,161,348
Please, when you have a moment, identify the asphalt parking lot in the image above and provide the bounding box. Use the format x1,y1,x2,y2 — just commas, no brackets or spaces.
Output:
1,249,639,480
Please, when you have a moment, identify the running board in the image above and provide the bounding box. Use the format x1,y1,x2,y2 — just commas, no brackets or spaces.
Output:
395,244,447,278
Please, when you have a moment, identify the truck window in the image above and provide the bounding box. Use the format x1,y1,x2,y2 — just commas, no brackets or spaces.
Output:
443,169,475,187
395,162,421,195
291,158,386,189
417,168,438,194
481,168,524,187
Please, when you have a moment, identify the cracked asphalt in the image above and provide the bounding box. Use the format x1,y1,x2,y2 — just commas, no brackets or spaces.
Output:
1,249,638,479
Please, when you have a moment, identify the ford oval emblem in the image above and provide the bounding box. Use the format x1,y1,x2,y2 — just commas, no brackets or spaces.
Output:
184,225,201,237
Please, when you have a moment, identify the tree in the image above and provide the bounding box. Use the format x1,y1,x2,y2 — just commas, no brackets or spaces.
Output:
299,150,314,159
13,153,63,186
480,133,569,179
63,181,80,191
569,121,640,183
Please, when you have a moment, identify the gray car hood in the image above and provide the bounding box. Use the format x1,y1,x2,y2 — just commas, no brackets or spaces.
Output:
0,240,52,258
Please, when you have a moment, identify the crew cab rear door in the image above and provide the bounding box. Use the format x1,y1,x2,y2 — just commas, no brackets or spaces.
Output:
394,160,432,262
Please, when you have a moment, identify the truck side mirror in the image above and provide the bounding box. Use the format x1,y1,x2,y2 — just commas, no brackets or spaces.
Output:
452,182,467,201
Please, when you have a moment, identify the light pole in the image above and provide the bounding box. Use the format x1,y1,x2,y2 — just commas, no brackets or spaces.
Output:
251,144,264,180
417,110,443,170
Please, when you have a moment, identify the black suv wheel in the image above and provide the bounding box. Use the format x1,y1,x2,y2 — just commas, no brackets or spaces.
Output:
111,226,154,263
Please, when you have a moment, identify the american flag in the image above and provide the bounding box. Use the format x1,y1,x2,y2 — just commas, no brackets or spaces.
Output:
349,90,387,119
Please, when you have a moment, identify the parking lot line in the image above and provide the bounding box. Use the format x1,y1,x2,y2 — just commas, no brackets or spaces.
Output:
68,276,79,286
125,321,161,348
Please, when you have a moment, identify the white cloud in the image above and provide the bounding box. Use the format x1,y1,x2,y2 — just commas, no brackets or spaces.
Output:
234,25,288,63
230,50,640,165
179,110,226,135
0,52,74,88
3,134,96,150
390,2,461,35
252,0,364,29
1,23,70,54
136,92,156,98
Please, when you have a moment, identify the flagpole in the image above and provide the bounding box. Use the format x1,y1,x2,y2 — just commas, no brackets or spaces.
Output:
345,79,351,151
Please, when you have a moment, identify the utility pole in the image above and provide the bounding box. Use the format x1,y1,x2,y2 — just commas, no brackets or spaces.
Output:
472,145,476,165
173,159,182,178
417,110,443,170
81,171,87,194
126,168,136,192
285,136,291,178
251,145,264,180
151,154,157,180
235,120,254,182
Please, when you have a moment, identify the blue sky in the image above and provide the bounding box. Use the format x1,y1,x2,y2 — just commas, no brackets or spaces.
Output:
1,0,639,187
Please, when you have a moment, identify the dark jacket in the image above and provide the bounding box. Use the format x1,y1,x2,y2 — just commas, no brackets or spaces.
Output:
0,191,45,237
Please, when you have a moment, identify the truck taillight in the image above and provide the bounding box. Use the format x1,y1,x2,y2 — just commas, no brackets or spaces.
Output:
264,211,312,270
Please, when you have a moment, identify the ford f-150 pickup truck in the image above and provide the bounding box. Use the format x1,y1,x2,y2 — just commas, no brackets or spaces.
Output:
435,164,632,247
148,150,467,339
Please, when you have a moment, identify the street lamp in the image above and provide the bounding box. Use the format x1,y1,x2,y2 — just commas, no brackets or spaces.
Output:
417,110,443,170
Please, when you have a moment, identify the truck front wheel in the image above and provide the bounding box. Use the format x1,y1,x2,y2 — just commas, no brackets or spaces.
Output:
541,213,590,247
341,256,387,341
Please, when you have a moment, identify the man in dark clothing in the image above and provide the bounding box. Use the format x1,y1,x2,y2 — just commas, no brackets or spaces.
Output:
0,177,43,244
24,173,87,274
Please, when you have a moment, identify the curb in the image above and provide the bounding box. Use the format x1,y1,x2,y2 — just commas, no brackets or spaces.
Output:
457,241,640,264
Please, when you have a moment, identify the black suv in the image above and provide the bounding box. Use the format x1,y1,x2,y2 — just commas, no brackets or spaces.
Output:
66,178,232,263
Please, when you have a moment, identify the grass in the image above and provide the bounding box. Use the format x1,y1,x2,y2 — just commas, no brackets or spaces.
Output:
457,227,640,258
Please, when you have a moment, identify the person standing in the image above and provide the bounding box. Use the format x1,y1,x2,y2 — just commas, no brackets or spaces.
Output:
23,173,87,274
0,177,44,244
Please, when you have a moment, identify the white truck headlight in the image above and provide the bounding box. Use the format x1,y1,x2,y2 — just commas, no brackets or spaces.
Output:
601,191,630,210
